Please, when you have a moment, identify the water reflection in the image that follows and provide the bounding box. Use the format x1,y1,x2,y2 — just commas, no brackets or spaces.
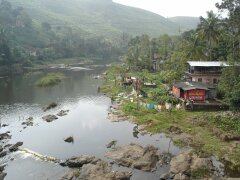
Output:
0,69,185,180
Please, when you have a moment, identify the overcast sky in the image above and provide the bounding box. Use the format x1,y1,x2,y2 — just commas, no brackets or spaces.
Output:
112,0,221,18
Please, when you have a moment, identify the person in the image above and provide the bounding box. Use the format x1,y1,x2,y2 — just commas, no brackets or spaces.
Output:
189,97,194,110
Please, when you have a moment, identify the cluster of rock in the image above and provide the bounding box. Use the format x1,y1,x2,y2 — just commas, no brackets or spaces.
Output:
0,165,6,180
60,143,163,180
43,102,57,112
107,104,126,122
42,110,69,122
60,155,132,180
0,131,24,178
57,110,70,117
105,143,160,172
41,102,70,122
0,132,23,156
160,150,214,180
21,117,34,128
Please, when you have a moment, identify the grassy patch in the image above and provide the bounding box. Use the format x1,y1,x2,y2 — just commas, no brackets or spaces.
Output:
191,167,211,179
36,73,66,87
101,66,240,173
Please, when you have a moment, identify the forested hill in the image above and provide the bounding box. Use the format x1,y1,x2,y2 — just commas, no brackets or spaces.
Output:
8,0,197,37
0,0,199,67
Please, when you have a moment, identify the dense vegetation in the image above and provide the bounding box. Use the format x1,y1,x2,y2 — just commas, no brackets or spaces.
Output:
0,0,129,67
123,0,240,110
101,64,240,174
8,0,198,37
0,0,199,68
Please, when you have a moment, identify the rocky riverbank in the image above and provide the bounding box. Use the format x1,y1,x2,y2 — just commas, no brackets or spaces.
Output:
100,68,240,178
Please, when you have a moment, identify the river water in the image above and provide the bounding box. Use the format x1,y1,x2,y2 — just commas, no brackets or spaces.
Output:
0,67,187,180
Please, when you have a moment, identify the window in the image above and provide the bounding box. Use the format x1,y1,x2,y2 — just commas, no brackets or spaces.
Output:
213,79,217,84
198,78,202,82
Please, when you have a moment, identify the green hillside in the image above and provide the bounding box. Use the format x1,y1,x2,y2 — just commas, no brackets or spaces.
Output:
169,16,199,31
0,0,200,67
8,0,188,37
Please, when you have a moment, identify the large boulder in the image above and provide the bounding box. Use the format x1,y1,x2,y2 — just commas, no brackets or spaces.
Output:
42,115,58,122
9,142,23,152
191,155,213,171
0,172,7,180
105,143,160,171
0,151,7,158
79,160,131,180
61,157,131,180
0,132,11,141
173,173,190,180
170,150,192,175
169,150,213,179
62,155,99,168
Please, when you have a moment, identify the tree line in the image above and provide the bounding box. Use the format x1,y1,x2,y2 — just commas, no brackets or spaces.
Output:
0,0,129,66
124,0,240,110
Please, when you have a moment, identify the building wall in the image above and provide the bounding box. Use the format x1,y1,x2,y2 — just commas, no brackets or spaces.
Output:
172,86,180,98
184,89,206,101
191,75,220,85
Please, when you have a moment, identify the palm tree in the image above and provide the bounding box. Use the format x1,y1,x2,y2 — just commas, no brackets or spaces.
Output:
186,33,206,60
196,11,222,61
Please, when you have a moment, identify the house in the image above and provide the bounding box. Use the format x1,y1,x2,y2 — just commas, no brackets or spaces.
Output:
185,61,229,85
172,81,214,101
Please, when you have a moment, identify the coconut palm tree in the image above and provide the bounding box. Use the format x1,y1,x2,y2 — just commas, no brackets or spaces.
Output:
196,11,222,61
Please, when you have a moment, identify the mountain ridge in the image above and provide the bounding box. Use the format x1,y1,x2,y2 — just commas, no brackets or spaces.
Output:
8,0,199,37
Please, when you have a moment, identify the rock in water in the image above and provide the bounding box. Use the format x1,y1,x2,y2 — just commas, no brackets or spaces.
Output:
170,150,213,179
0,151,7,158
79,159,131,180
105,143,160,171
62,155,99,168
0,132,11,141
61,157,131,180
64,136,74,143
42,115,58,122
106,140,117,148
0,172,7,180
22,117,34,126
57,110,69,117
9,142,23,152
43,102,57,112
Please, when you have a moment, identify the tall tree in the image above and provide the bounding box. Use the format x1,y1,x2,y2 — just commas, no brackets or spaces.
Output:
196,11,222,60
216,0,240,110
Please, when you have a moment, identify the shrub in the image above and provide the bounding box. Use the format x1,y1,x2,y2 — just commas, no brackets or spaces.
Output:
36,73,66,87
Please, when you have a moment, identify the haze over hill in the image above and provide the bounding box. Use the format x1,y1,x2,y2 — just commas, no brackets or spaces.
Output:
168,16,200,32
0,0,200,67
8,0,199,37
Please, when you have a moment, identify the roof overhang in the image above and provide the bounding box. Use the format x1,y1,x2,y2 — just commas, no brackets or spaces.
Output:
187,61,229,67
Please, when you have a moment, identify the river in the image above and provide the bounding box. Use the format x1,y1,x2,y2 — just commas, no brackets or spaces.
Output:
0,67,189,179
